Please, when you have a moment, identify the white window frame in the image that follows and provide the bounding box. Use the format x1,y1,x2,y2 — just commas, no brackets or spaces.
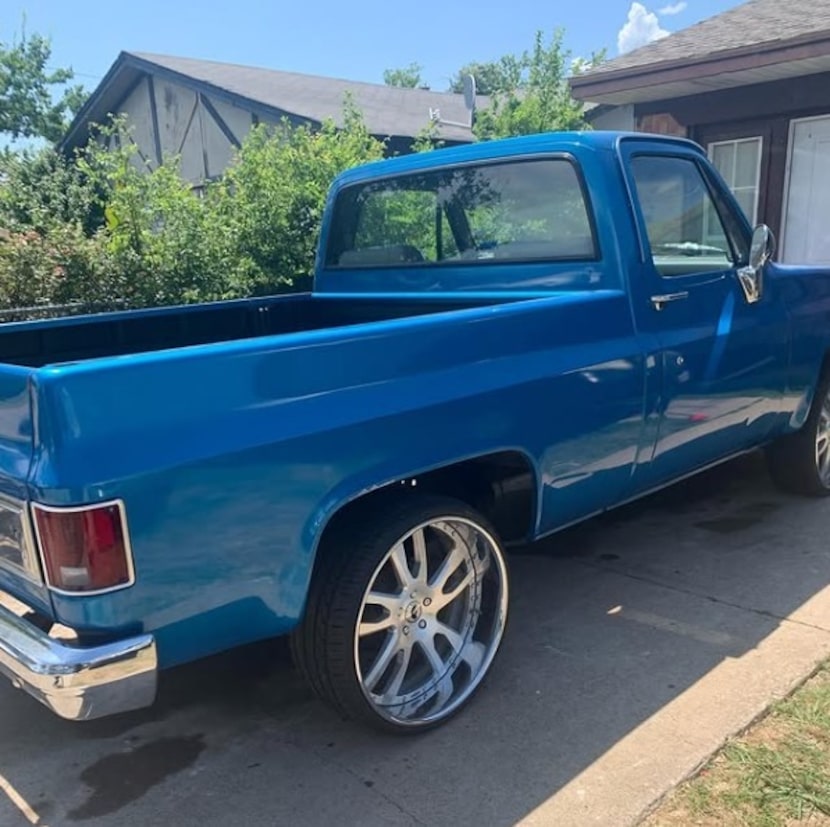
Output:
780,113,830,263
706,136,763,225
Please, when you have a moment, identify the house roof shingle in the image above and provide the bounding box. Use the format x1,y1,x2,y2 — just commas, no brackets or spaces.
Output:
131,52,487,139
62,51,485,152
586,0,830,76
569,0,830,106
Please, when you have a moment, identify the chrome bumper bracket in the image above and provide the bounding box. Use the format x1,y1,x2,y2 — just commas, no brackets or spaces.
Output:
0,596,157,720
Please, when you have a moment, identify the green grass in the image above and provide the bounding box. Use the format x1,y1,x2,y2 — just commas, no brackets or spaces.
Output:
644,661,830,827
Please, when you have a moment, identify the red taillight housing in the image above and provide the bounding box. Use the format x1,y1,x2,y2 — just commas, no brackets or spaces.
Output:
32,502,134,594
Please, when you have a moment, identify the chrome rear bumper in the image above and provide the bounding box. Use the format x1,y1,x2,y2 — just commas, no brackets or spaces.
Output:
0,592,157,720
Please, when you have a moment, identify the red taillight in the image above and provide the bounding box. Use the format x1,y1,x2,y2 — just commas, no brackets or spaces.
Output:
32,502,133,593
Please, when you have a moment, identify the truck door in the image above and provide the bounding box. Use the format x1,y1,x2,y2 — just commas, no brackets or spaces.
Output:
620,142,787,491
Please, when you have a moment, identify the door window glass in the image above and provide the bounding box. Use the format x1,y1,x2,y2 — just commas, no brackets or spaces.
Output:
631,156,735,277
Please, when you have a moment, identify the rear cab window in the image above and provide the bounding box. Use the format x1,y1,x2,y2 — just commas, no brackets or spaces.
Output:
325,158,600,272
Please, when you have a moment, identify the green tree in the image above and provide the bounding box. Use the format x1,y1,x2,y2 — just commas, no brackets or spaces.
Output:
472,29,591,140
383,63,428,89
0,28,86,143
0,145,102,234
212,98,385,291
571,49,607,76
409,121,444,154
449,58,524,97
0,100,386,314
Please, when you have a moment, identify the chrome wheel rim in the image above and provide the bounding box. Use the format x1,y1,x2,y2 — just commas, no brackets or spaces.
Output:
817,390,830,485
354,516,508,727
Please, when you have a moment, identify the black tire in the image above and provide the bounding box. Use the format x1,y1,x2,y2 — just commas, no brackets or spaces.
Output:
290,494,509,734
767,369,830,496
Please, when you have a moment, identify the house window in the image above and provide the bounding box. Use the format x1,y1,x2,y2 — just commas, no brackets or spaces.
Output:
707,137,762,224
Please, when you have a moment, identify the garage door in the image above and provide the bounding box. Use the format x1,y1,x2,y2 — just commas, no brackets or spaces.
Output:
782,115,830,265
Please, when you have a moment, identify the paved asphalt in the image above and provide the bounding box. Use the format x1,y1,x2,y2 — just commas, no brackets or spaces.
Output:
2,451,830,826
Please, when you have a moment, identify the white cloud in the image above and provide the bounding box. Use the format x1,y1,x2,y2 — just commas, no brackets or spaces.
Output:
618,2,671,53
659,1,687,14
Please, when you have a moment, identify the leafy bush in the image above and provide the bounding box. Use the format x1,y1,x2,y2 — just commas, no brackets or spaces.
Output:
213,100,385,294
0,102,385,315
0,146,102,235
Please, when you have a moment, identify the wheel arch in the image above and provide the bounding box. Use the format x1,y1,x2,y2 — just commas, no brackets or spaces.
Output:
299,448,539,613
790,348,830,431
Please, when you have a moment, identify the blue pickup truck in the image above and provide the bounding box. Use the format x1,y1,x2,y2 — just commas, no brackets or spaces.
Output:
1,131,829,733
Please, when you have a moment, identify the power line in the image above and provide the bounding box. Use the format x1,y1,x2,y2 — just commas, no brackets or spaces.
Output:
46,65,103,82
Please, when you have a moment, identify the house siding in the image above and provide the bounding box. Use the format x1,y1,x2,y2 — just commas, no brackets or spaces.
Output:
631,73,830,245
102,73,268,184
591,104,635,131
636,112,687,137
117,76,158,169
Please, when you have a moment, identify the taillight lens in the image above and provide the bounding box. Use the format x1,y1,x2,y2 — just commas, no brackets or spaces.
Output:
33,502,133,593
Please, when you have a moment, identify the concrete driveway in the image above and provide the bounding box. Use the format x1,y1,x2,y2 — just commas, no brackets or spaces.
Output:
2,452,830,827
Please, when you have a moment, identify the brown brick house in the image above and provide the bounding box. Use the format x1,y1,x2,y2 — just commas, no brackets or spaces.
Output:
570,0,830,265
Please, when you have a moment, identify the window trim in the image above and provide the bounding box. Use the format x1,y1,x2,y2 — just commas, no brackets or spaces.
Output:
323,153,602,270
698,157,751,268
706,136,763,225
780,113,830,263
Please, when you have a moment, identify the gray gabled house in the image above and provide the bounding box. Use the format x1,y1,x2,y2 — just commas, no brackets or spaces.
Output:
61,51,483,185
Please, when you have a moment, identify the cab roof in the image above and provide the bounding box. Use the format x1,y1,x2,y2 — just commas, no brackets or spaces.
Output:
332,130,704,188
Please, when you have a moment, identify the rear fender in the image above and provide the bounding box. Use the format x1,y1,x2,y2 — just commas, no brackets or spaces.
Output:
300,447,540,595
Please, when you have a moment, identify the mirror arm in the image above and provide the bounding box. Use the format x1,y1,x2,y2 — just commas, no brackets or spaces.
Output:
737,265,762,304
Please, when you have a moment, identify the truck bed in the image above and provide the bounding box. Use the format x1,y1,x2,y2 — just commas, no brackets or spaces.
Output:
0,292,500,367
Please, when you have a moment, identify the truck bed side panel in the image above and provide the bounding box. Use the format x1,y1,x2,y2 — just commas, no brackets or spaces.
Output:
28,291,644,667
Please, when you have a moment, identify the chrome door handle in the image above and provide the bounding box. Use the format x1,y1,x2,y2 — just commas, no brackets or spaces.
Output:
650,291,689,311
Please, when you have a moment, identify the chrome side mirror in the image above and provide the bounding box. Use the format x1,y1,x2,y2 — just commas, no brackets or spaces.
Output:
749,224,775,269
738,224,775,304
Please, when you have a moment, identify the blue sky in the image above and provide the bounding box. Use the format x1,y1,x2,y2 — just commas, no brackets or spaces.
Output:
7,0,739,93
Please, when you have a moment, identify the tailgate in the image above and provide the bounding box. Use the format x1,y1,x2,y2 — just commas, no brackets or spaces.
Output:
0,366,49,614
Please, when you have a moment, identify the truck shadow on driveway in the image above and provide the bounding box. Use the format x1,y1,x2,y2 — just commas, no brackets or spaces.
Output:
1,451,829,826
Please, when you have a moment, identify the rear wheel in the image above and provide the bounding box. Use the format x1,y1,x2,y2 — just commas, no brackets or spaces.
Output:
291,495,509,733
767,370,830,496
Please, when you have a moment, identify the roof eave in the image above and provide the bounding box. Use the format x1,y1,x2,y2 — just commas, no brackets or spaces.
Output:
570,30,830,104
60,50,134,153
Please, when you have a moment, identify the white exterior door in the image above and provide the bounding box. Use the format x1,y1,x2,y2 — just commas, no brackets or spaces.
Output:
782,115,830,265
